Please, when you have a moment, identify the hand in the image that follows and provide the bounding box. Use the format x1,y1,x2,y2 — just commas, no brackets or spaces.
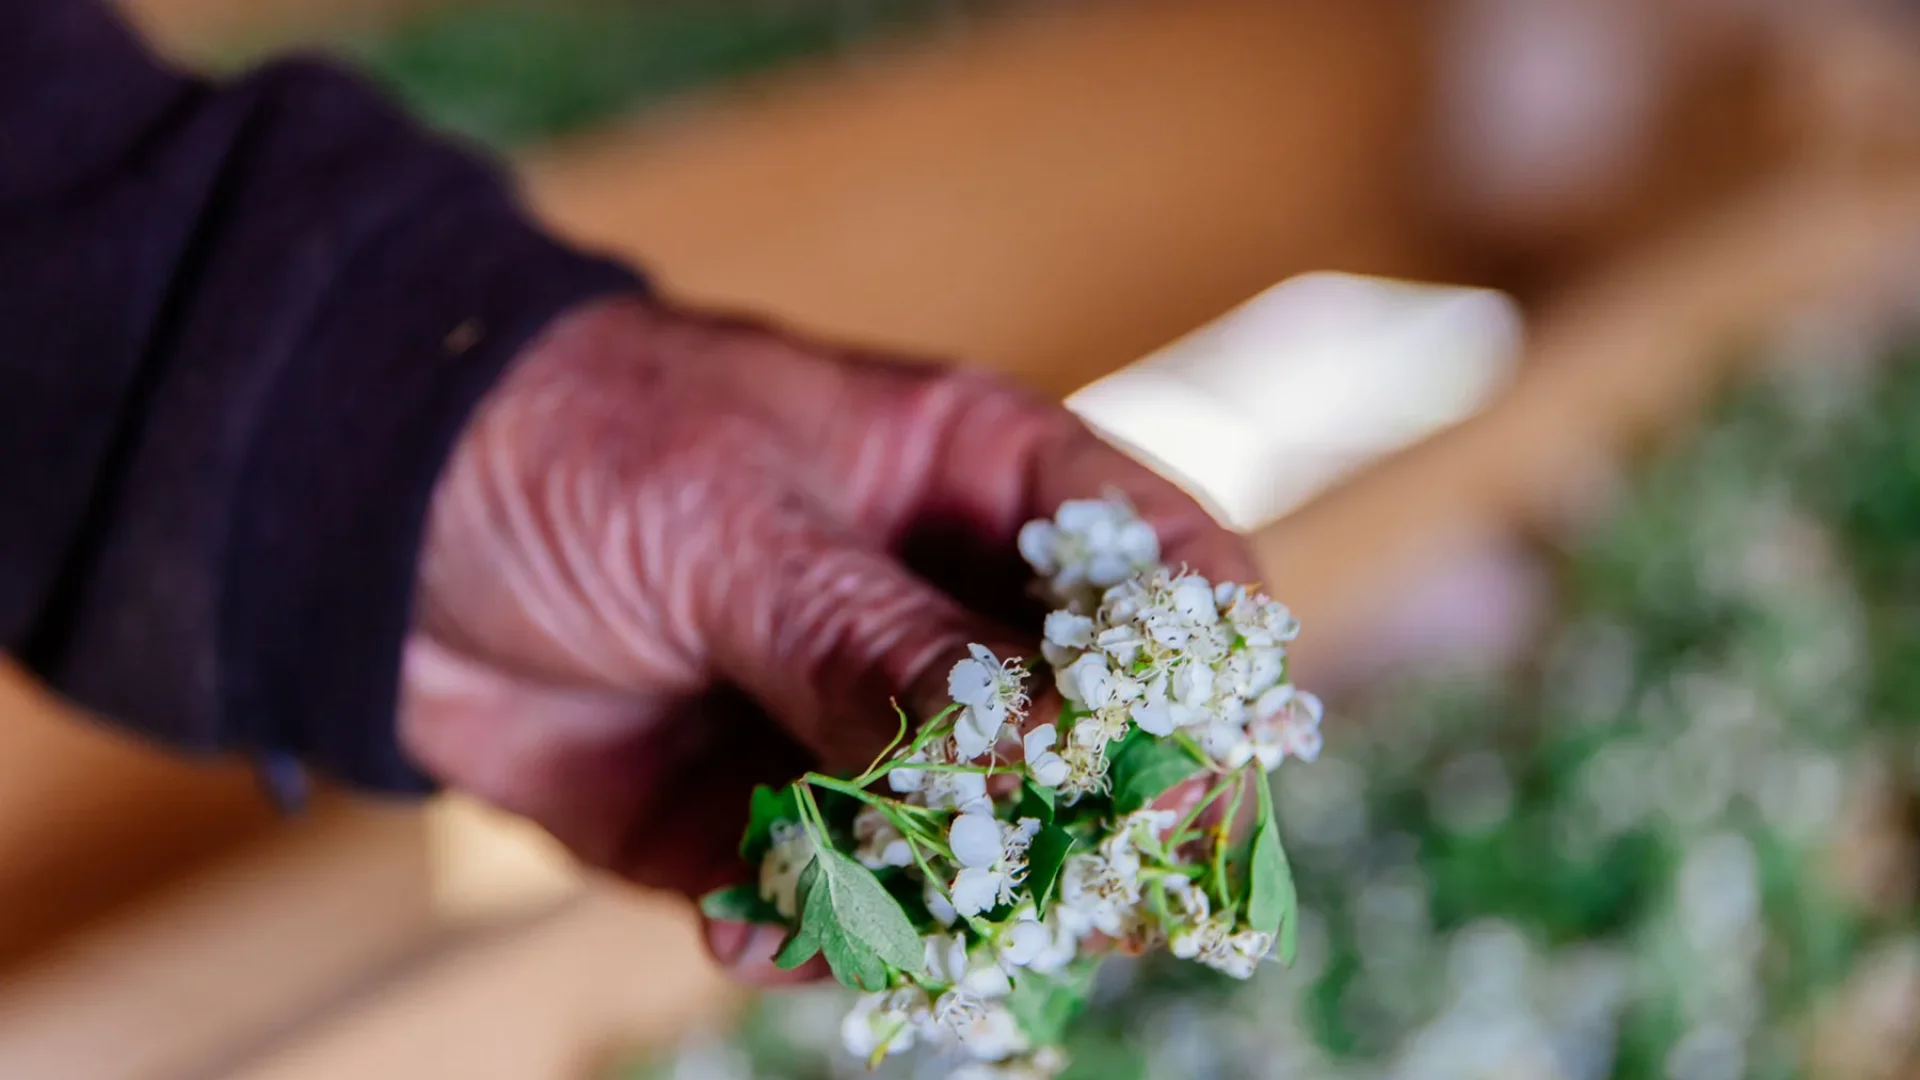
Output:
399,296,1259,979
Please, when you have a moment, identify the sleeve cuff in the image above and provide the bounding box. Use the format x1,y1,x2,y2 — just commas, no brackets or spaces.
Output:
218,195,641,794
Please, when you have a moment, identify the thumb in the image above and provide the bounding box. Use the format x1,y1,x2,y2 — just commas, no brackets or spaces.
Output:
703,508,1030,769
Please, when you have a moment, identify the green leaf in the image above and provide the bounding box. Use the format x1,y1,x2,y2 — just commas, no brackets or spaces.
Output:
1027,825,1075,914
773,924,820,970
773,858,823,970
1245,777,1298,963
740,784,800,861
782,849,927,990
819,850,925,972
1007,964,1095,1044
818,891,890,990
1015,779,1057,825
698,883,786,926
1107,730,1205,813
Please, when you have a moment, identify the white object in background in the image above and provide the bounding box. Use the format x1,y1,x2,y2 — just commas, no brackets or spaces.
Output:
1067,272,1523,532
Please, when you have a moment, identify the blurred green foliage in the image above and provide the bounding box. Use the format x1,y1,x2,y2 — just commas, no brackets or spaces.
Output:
333,0,993,146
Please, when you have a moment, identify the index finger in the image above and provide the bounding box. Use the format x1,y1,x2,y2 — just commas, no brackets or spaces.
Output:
923,371,1264,589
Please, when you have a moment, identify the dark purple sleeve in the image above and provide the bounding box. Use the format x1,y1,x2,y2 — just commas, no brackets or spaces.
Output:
0,1,641,793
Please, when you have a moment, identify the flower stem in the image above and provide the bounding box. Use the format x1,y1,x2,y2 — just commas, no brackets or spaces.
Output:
1172,775,1236,846
1209,771,1248,910
797,783,832,848
803,772,897,811
899,819,956,863
853,701,914,784
1173,730,1215,770
907,838,990,937
860,703,962,784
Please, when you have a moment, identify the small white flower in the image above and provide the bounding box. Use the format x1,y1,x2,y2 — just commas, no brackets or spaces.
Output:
950,811,1041,916
888,737,954,795
1130,697,1179,737
1043,610,1094,651
1023,724,1070,788
1068,712,1124,750
928,768,993,815
1246,686,1324,769
949,644,1026,712
1130,673,1206,736
1017,520,1064,578
1053,496,1122,539
758,821,815,920
1058,848,1143,938
925,932,1014,998
1220,929,1275,978
949,646,1028,760
1197,715,1245,762
925,877,959,927
1060,652,1118,709
853,806,914,870
998,919,1053,969
1144,611,1193,652
1283,723,1323,763
1172,660,1215,707
932,993,1030,1062
895,737,994,812
1057,711,1129,802
950,810,1007,868
1215,695,1248,729
955,703,1007,760
1221,646,1286,699
1056,739,1114,802
1170,914,1272,979
1102,577,1149,623
887,753,929,794
1252,683,1298,721
1163,874,1211,924
1040,640,1080,672
1019,497,1161,608
1169,574,1219,625
1226,590,1300,648
840,988,924,1060
1169,914,1228,962
996,906,1079,976
1094,623,1145,667
1112,808,1179,851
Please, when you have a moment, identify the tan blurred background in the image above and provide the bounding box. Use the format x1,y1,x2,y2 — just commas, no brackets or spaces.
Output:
7,0,1920,1076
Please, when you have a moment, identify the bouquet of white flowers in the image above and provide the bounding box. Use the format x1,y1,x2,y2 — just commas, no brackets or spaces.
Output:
699,495,1322,1078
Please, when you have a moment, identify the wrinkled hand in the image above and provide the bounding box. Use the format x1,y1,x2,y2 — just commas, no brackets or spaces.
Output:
399,296,1258,977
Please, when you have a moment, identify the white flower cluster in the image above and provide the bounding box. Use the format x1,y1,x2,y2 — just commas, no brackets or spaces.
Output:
842,924,1076,1072
1164,877,1275,980
1037,557,1319,802
736,497,1317,1080
1017,495,1161,611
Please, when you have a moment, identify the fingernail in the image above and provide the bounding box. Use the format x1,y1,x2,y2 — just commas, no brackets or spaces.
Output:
729,925,792,972
707,919,754,966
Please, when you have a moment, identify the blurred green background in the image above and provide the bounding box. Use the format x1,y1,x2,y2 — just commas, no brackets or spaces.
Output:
234,0,1003,147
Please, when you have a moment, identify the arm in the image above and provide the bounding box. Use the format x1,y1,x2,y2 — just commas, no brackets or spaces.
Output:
0,1,638,792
